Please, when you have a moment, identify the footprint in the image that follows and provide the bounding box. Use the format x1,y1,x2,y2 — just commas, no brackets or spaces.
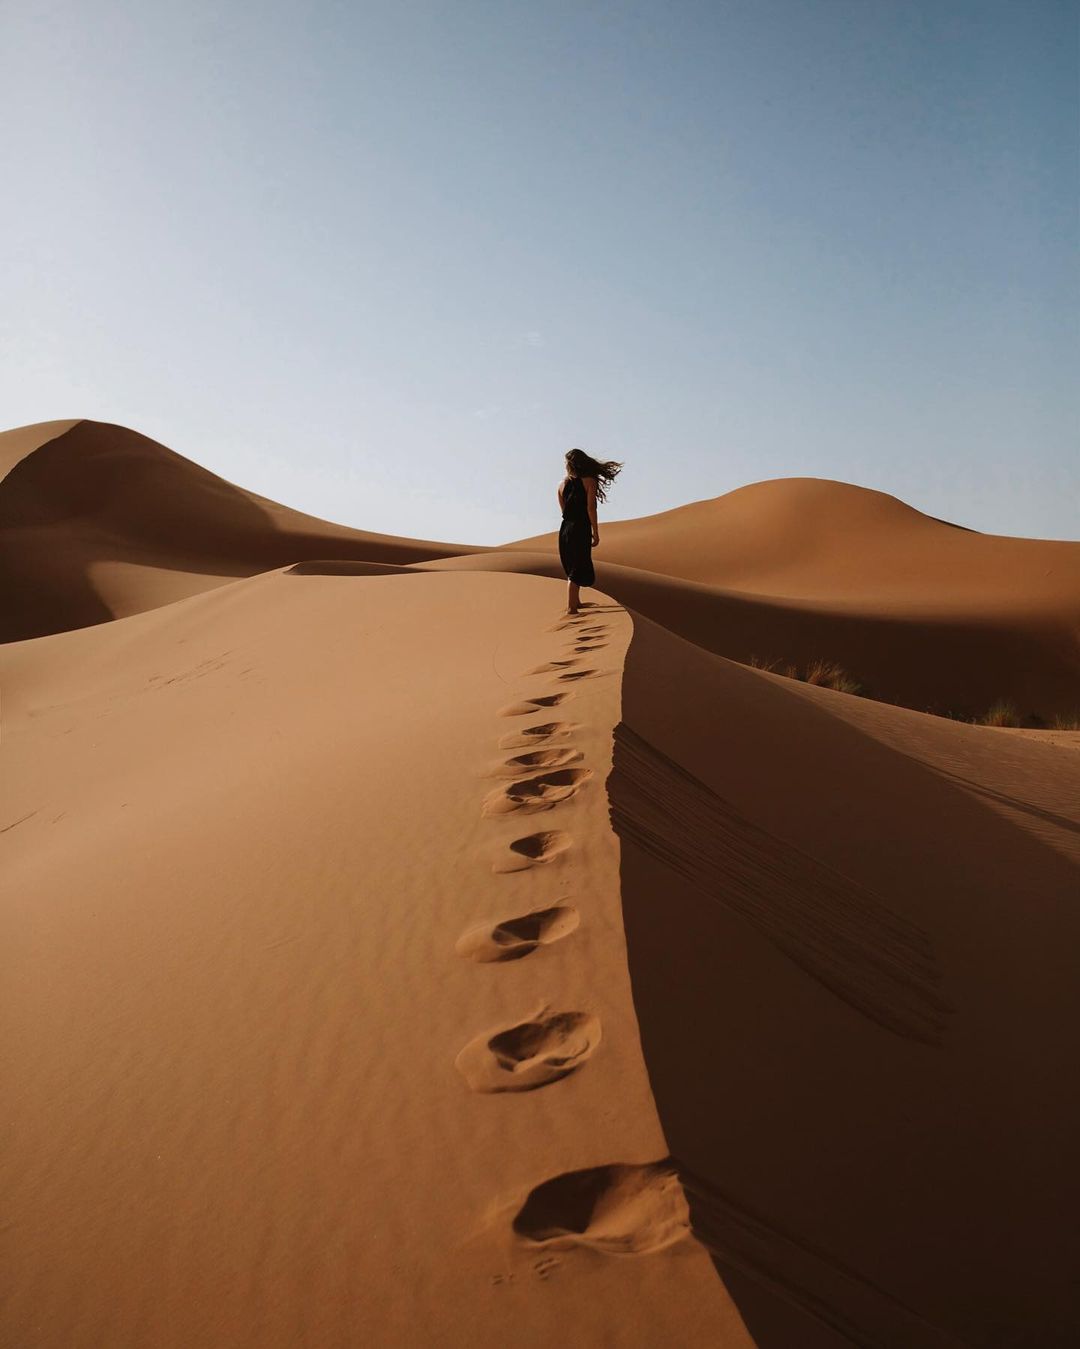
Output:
555,668,608,683
512,1162,689,1255
456,905,580,962
572,643,606,653
524,659,581,675
494,747,583,776
482,768,592,816
455,1010,601,1092
493,830,572,873
534,1255,561,1280
497,693,575,717
498,721,576,750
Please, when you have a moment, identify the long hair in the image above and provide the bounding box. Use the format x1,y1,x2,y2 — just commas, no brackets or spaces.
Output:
565,448,623,503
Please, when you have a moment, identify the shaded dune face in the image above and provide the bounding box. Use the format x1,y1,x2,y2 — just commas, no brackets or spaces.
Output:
609,613,1080,1349
610,724,952,1046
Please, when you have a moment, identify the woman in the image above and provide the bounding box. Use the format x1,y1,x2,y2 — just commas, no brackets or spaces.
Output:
557,448,623,615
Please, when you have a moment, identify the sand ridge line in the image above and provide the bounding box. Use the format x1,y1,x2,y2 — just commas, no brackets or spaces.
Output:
460,599,696,1262
466,609,598,1075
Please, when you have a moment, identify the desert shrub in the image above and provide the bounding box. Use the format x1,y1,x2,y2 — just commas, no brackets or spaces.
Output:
746,655,864,697
1050,711,1080,731
803,659,864,696
980,699,1020,727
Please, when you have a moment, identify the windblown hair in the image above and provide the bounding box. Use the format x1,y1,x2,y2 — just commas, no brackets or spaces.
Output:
565,448,623,503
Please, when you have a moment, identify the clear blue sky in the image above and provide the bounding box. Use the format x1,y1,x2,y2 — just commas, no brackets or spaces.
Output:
2,1,1077,542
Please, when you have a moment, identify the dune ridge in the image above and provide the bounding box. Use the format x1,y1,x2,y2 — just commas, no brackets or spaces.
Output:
2,418,1077,1347
5,420,1079,724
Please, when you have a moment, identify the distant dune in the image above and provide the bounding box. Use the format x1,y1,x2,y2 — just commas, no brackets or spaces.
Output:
2,420,1077,1348
6,420,1077,721
0,420,482,643
497,478,1080,723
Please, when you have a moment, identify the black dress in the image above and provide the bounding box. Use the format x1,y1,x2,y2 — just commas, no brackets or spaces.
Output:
558,476,595,587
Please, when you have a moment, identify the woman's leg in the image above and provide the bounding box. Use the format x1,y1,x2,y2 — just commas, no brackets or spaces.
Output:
566,580,580,614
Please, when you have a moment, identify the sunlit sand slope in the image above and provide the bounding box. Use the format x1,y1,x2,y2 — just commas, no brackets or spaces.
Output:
0,570,752,1349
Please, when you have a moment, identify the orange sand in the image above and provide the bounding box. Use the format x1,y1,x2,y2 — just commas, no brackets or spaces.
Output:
2,419,1077,1348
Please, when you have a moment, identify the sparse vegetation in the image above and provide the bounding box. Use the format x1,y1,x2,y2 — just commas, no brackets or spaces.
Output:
743,658,1072,731
802,659,864,696
747,655,865,697
979,700,1021,728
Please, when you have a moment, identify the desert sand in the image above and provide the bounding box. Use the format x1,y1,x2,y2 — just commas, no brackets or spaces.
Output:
2,420,1078,1348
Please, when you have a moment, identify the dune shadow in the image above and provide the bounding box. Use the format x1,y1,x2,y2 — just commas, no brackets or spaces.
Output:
609,625,1080,1349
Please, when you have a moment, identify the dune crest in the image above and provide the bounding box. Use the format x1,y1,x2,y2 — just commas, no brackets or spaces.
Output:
4,420,1077,723
2,419,1077,1346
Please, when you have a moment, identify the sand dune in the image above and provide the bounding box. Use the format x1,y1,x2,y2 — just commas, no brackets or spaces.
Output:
2,420,1077,1347
422,548,1079,724
5,421,1076,720
507,476,1080,604
501,478,1080,723
0,420,481,643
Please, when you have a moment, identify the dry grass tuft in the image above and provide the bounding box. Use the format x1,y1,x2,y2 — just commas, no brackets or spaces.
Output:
803,659,864,696
748,655,864,697
979,699,1021,728
748,659,1067,729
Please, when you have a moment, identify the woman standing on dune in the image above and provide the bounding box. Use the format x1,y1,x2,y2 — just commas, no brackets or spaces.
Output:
558,448,623,615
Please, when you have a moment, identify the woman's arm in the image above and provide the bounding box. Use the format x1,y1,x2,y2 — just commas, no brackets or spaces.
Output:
557,480,565,512
585,477,599,545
